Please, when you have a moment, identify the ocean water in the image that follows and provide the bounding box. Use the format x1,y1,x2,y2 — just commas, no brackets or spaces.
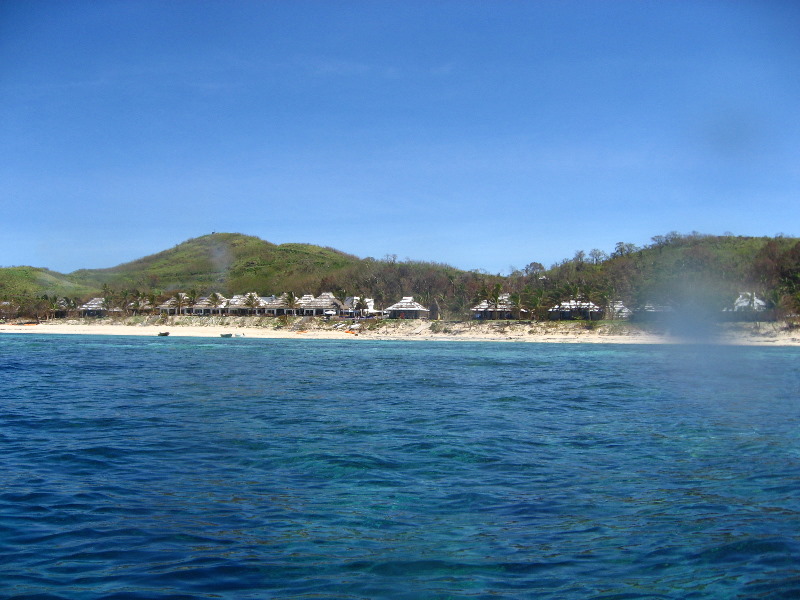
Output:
1,334,799,599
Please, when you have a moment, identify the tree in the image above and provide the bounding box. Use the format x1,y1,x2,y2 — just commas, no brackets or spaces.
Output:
185,289,199,314
146,292,159,315
523,262,545,277
208,292,224,316
244,292,261,315
509,292,525,321
490,283,503,320
354,296,369,319
101,294,116,316
172,292,187,316
116,289,132,316
612,242,639,258
283,291,299,316
526,287,546,321
41,295,60,321
589,249,608,264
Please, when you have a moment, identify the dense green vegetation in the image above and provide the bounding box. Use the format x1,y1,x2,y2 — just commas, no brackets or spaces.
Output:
68,233,363,294
2,231,799,321
0,266,93,297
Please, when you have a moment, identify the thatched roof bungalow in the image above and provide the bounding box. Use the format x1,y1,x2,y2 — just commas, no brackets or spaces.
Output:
127,298,154,315
299,292,344,316
191,294,228,315
79,297,121,317
385,296,430,319
548,299,603,321
471,293,523,320
157,293,193,315
226,293,270,315
260,294,286,315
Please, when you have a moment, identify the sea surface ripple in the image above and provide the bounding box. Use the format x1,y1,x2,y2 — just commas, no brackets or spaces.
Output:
1,334,799,599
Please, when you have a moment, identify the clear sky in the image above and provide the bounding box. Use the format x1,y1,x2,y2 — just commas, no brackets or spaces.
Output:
2,1,799,274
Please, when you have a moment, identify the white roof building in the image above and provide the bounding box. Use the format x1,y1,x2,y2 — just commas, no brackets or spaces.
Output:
608,300,632,319
79,297,122,315
385,296,430,319
344,296,378,315
226,293,269,313
470,293,525,317
191,294,228,314
729,292,768,312
298,293,344,315
548,299,603,320
549,299,602,313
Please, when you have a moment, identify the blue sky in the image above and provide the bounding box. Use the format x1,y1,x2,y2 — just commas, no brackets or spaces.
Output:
2,1,799,274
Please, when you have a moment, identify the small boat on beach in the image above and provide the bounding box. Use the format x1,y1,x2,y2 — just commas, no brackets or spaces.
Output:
220,333,233,338
157,332,170,336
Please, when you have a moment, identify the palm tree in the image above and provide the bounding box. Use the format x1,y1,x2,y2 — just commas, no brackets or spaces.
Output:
474,284,490,320
332,289,348,317
209,292,224,316
146,292,159,316
185,289,199,315
63,296,79,318
244,292,261,315
283,291,299,316
526,288,545,321
490,283,503,320
355,296,369,319
101,294,116,317
172,292,186,316
40,295,60,321
509,292,525,321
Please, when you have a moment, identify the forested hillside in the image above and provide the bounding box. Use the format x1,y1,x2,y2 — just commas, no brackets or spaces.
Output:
2,232,799,320
534,233,800,316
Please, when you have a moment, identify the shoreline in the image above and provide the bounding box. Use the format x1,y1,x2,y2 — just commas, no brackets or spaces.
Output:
2,318,799,345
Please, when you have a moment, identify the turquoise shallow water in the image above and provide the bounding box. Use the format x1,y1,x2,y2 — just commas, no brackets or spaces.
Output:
1,334,799,599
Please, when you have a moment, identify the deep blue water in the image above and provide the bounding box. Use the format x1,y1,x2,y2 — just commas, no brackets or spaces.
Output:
1,334,799,599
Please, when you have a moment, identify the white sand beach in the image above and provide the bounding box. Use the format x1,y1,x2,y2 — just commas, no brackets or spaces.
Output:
2,317,799,345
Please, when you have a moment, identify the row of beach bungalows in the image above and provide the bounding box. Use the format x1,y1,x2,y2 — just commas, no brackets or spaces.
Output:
76,291,769,321
78,294,432,319
470,293,620,320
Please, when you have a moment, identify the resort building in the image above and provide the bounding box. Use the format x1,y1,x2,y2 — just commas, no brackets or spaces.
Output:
298,292,344,317
385,296,430,319
607,300,632,320
190,294,229,315
261,294,289,316
721,292,770,321
548,299,603,320
79,297,121,317
730,292,768,312
225,293,271,315
127,298,154,315
471,293,522,320
342,296,379,318
157,293,193,315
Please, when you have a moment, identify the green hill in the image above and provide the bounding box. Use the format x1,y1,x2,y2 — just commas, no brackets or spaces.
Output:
67,233,363,295
0,266,94,298
0,233,470,309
